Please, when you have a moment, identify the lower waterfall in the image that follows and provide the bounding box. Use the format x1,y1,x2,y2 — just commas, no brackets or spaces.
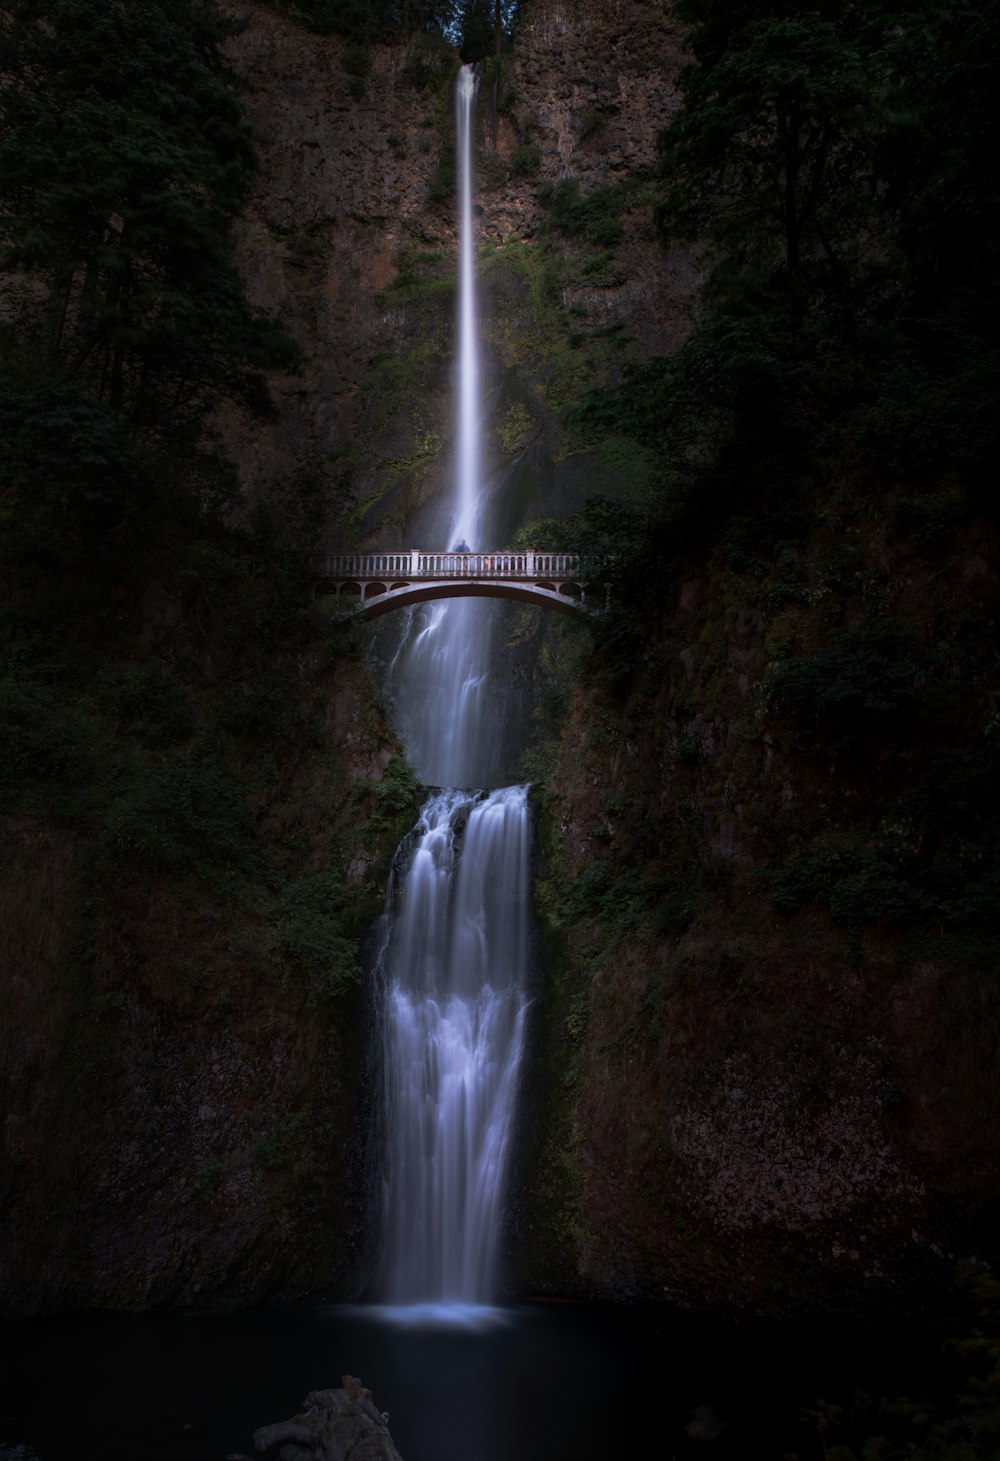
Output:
378,786,531,1306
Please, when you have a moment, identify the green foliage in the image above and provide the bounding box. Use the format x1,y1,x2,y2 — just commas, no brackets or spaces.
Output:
479,236,593,424
571,311,814,607
341,42,372,76
498,400,535,453
657,7,873,322
769,617,929,745
890,491,966,547
815,1262,1000,1460
0,376,144,540
92,663,195,749
270,0,457,43
456,0,521,62
764,618,1000,939
267,872,359,1002
196,1160,223,1193
542,179,626,250
253,1111,308,1171
100,761,257,876
542,854,701,964
771,842,919,923
0,1,298,428
510,142,541,177
771,744,1000,936
0,0,393,1079
428,143,457,199
578,110,605,142
0,675,97,793
535,495,667,680
400,30,455,93
570,0,999,668
355,755,422,829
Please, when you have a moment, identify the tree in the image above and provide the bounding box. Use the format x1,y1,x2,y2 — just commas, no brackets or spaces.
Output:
280,1,460,41
656,2,884,348
0,0,296,429
649,0,1000,484
455,0,519,61
570,0,1000,636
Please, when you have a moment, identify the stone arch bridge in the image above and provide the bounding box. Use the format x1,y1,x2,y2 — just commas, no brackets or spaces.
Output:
317,550,593,619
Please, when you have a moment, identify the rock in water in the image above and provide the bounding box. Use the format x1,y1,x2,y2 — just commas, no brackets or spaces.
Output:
251,1377,403,1461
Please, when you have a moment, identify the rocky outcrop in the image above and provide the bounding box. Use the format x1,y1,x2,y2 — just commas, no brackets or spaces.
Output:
490,0,693,356
245,1377,403,1461
220,4,453,512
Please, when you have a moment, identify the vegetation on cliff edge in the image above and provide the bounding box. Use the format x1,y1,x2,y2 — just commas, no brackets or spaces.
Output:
556,0,1000,951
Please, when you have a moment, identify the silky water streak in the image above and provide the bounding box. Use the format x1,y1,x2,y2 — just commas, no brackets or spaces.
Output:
378,63,505,791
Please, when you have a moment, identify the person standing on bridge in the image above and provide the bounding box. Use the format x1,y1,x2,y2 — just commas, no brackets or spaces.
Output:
451,538,471,554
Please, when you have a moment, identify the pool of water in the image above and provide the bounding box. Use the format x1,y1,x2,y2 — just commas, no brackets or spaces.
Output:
0,1299,940,1460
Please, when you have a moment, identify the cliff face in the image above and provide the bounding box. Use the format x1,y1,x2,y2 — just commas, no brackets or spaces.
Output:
7,0,993,1324
493,0,693,354
518,497,1000,1318
0,631,415,1314
3,0,692,1316
219,4,452,509
222,0,691,545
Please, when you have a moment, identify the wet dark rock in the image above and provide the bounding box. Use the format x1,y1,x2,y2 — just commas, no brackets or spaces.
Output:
252,1377,403,1461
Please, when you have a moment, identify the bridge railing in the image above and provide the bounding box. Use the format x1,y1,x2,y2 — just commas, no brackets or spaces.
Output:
320,550,581,581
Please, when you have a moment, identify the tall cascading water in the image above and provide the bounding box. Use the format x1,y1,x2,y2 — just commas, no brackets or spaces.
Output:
374,64,532,1311
379,64,506,793
454,63,480,551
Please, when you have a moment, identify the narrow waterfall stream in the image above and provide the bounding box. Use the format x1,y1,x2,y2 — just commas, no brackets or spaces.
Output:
375,65,530,1313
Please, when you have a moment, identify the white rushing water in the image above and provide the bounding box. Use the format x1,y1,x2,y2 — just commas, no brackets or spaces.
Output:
380,63,503,792
454,63,480,550
376,65,532,1311
379,788,530,1304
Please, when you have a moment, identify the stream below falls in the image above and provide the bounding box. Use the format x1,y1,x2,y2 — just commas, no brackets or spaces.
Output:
0,1301,945,1461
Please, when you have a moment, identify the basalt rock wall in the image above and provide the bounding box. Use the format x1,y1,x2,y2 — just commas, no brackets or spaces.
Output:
515,491,1000,1320
0,635,414,1315
221,0,691,545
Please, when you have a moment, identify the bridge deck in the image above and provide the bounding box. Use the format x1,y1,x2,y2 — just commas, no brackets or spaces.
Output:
320,550,580,580
317,549,592,618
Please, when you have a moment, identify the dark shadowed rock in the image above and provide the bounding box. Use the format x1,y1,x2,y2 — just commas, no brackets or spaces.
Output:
251,1377,403,1461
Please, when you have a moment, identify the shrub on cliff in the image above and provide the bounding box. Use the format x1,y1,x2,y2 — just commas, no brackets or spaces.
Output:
768,617,929,747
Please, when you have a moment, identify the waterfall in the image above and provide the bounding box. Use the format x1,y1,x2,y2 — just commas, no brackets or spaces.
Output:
379,788,529,1304
379,63,502,792
374,65,531,1312
454,63,480,549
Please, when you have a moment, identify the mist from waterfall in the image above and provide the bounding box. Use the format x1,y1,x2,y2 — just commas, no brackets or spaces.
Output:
375,65,532,1312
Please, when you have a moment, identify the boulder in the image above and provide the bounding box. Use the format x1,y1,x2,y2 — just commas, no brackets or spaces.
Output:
248,1376,403,1461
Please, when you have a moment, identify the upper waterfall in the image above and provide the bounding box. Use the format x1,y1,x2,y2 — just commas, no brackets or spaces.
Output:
376,61,510,790
454,63,480,549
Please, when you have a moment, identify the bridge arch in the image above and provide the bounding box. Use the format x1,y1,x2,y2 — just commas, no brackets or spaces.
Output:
315,550,594,620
